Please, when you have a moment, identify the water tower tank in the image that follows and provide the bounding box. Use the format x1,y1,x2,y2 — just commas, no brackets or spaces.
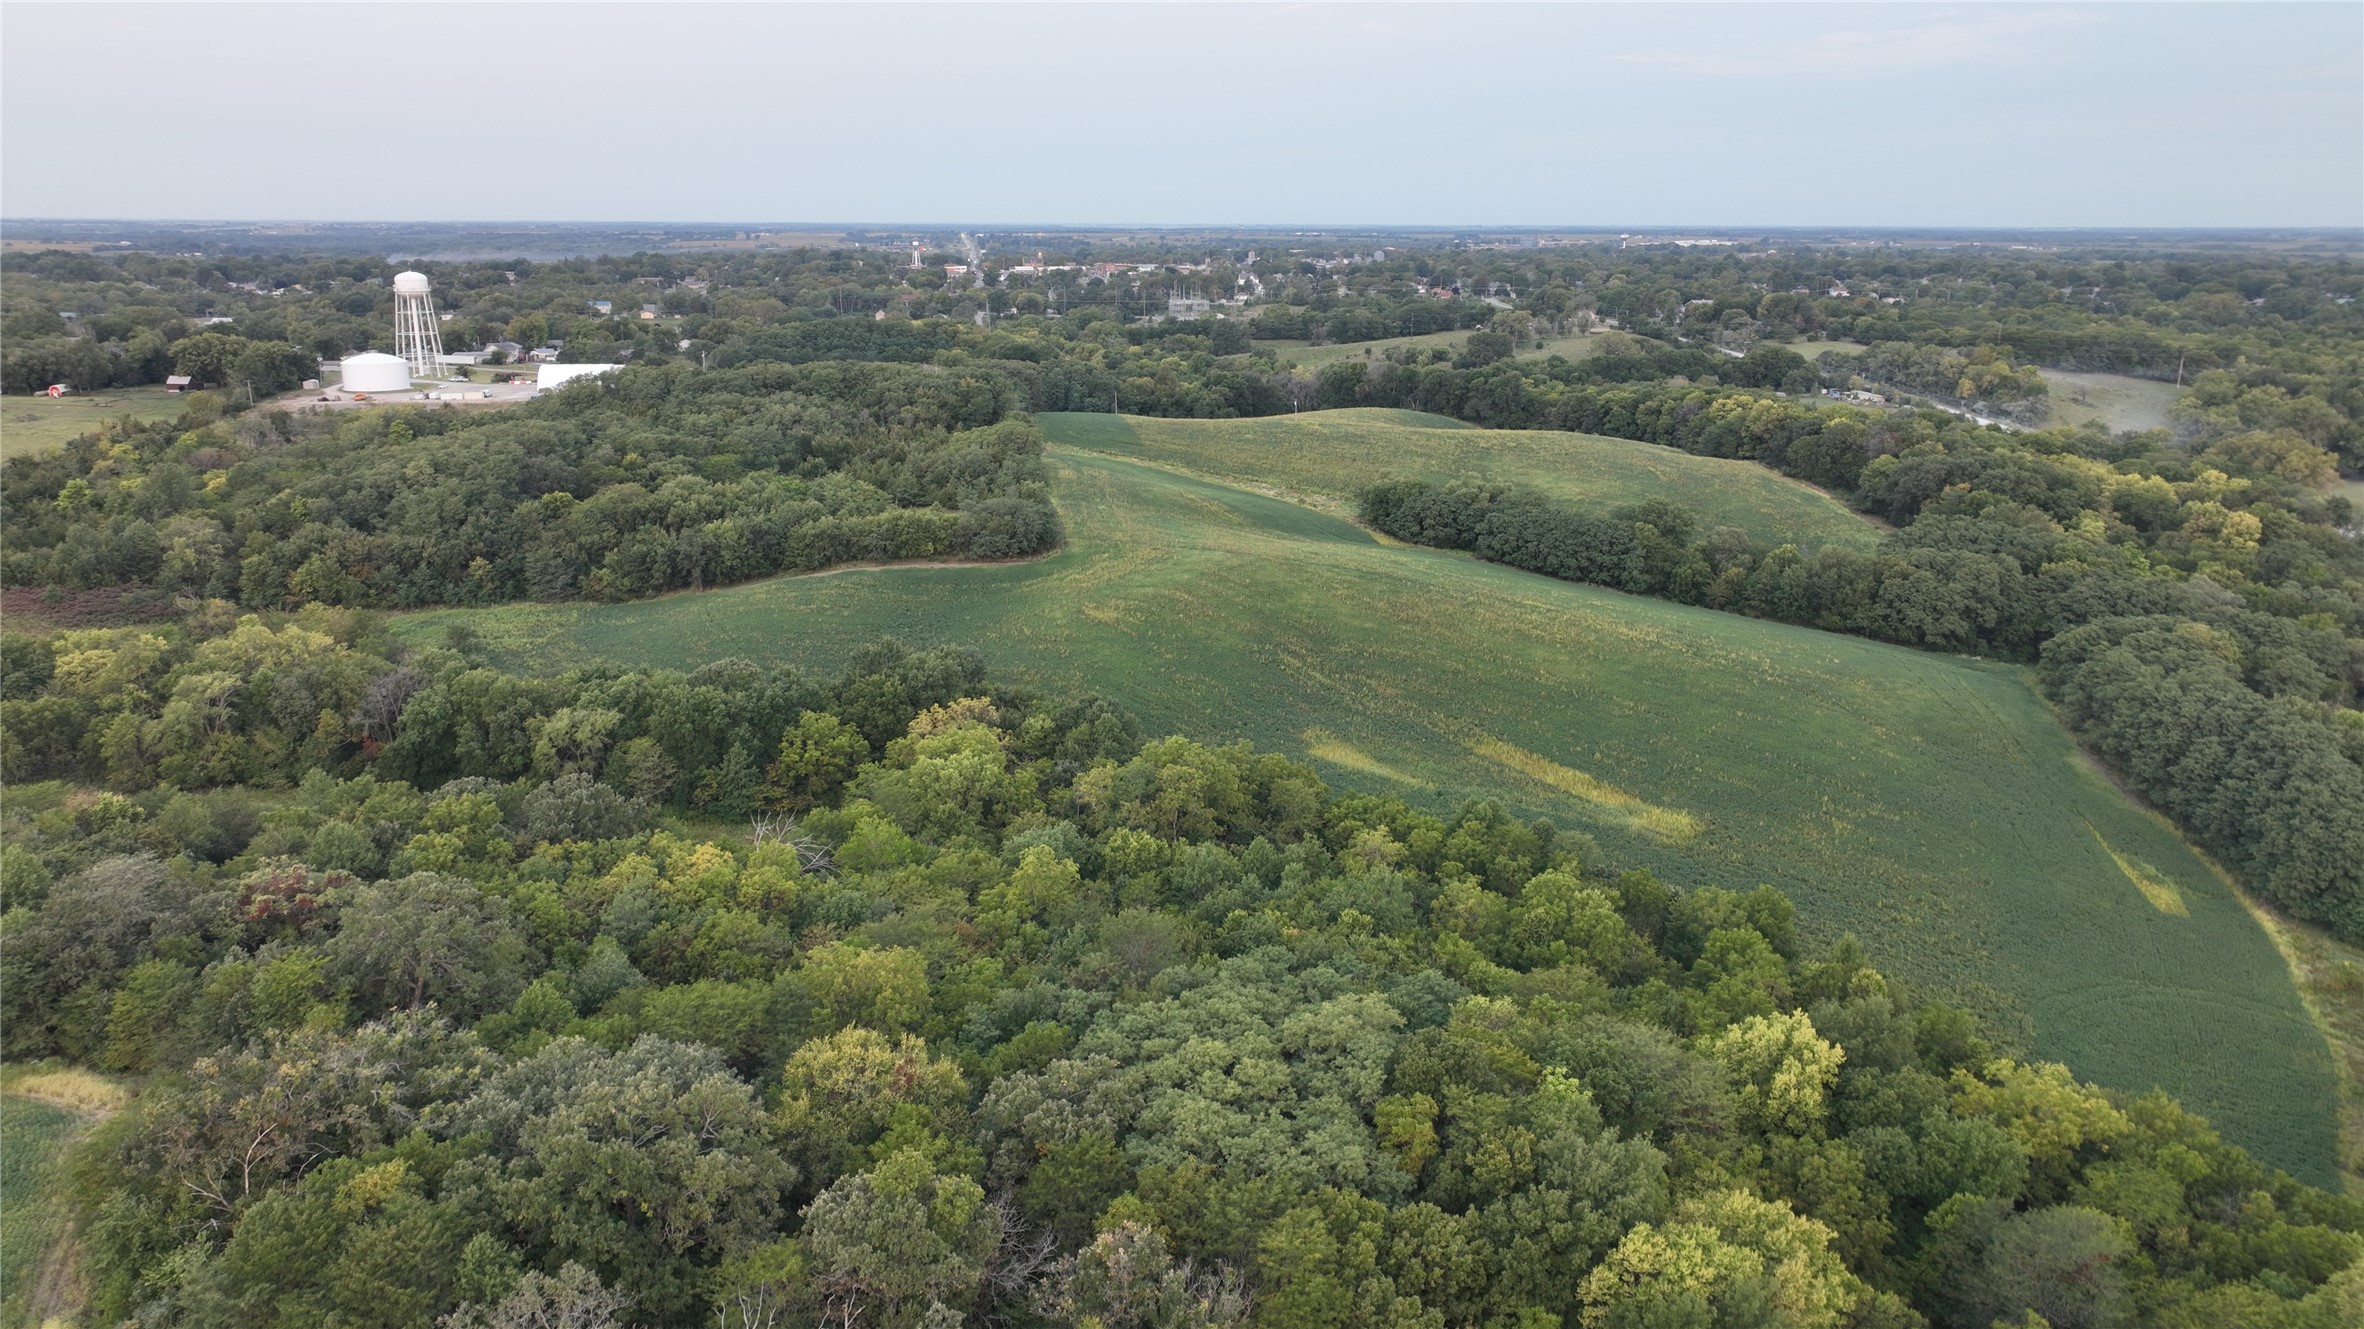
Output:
339,351,411,394
391,270,432,295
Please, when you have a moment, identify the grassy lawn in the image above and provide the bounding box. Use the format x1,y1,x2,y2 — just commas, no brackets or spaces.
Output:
2041,369,2184,434
0,386,186,461
1038,409,1880,550
393,445,2337,1184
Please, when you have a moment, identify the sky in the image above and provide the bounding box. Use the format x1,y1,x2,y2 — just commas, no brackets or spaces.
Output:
3,1,2359,228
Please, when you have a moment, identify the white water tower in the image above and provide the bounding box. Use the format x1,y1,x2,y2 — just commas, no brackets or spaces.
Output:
391,270,447,378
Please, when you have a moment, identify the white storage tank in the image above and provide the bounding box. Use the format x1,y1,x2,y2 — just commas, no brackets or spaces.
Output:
339,351,410,394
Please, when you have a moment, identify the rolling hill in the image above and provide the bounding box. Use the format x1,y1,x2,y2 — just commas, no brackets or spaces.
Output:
393,443,2338,1182
1037,409,1881,550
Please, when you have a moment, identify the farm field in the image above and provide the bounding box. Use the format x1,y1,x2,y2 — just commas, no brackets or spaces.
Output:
1039,408,1881,549
0,386,184,460
2041,368,2184,434
0,1067,122,1320
0,1095,74,1311
393,445,2338,1183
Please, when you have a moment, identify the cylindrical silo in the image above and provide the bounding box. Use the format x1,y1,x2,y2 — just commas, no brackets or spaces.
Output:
339,351,411,394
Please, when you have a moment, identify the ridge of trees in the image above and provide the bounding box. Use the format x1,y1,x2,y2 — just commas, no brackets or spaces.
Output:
1,361,1059,607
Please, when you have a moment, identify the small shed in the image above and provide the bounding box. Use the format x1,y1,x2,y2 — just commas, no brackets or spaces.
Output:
164,375,193,392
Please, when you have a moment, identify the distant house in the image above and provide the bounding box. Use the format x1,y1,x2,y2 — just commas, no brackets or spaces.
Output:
1827,284,1851,298
528,346,561,363
638,304,659,320
943,264,969,277
486,340,525,361
164,375,194,392
589,299,613,315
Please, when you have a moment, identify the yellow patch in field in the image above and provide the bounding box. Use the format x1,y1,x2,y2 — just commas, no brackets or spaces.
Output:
1466,737,1701,842
5,1068,130,1115
1302,729,1418,785
2087,823,2189,916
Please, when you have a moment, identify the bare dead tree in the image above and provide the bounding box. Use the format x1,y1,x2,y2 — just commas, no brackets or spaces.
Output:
977,1197,1062,1323
747,814,838,878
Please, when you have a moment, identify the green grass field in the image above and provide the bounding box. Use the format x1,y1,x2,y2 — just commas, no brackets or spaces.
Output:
2041,369,2184,434
0,386,186,461
1039,409,1880,550
393,444,2336,1183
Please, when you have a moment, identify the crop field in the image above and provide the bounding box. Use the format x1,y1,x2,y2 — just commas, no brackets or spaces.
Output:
0,386,185,460
0,1067,122,1318
394,445,2337,1182
1039,409,1881,550
2041,369,2185,434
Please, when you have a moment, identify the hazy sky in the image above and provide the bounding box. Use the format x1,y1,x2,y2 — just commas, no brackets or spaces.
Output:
4,2,2358,227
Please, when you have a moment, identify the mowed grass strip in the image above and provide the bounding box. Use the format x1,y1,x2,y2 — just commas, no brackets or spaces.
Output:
393,446,2337,1184
1037,409,1880,551
2087,822,2190,917
1467,736,1702,843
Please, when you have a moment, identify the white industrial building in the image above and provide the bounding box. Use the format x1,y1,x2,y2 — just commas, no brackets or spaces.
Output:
339,351,411,393
536,363,622,391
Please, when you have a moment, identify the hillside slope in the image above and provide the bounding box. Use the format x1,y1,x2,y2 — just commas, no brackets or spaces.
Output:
1038,408,1881,550
394,446,2336,1183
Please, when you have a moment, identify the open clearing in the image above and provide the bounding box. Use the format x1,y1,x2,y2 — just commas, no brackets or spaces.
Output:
1788,339,1869,361
1039,409,1880,550
1257,330,1604,370
0,386,185,460
394,444,2336,1183
2040,369,2184,434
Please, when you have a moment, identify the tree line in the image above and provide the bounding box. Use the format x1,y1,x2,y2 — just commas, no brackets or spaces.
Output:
0,361,1059,608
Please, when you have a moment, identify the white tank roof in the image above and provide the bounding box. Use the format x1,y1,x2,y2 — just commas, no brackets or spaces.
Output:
391,271,431,295
339,351,412,393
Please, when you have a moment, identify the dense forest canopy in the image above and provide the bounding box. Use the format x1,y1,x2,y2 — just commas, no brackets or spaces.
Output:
5,622,2362,1329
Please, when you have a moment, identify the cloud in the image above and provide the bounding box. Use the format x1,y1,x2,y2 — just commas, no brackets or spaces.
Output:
1615,8,2093,79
